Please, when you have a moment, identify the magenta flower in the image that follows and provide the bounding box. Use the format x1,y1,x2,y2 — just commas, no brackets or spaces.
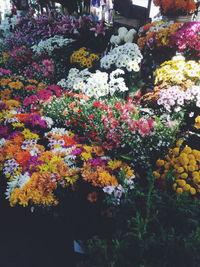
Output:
38,89,53,101
90,23,107,36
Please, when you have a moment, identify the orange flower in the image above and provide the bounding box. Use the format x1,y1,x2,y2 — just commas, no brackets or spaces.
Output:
0,78,11,87
137,37,146,50
61,135,77,146
0,89,11,100
87,192,98,202
92,146,104,157
8,81,23,90
38,151,53,162
15,114,30,122
15,151,31,165
13,135,24,145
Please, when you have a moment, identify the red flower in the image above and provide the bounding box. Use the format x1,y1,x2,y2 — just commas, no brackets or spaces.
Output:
88,114,95,119
93,101,101,108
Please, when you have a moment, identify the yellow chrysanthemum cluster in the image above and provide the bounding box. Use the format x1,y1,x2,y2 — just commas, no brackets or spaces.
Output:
154,57,200,86
70,47,99,68
153,140,200,195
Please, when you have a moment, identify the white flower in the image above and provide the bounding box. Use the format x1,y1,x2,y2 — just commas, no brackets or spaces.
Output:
0,138,6,148
32,36,74,56
5,172,30,199
118,27,128,39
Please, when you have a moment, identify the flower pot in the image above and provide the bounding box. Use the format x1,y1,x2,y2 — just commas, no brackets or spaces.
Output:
162,14,194,22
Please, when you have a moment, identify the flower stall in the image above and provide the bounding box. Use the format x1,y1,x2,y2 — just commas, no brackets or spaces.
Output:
0,1,200,266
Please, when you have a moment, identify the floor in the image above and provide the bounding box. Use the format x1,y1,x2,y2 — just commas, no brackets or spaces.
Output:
0,179,75,267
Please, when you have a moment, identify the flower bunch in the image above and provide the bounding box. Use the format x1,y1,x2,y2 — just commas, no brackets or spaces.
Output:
44,96,179,169
153,0,197,15
6,46,33,67
171,22,200,57
58,68,128,98
110,27,137,45
0,100,135,208
157,85,200,111
23,59,55,81
70,47,99,68
31,36,75,56
0,75,64,112
100,43,142,72
0,68,11,76
137,21,171,50
154,55,200,87
154,140,200,196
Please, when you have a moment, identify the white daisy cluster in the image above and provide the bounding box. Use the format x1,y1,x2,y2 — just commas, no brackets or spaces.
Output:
58,68,128,98
41,116,54,128
5,172,31,199
31,36,74,56
100,43,143,72
103,175,135,206
45,127,70,137
0,14,19,38
157,85,200,112
110,27,137,45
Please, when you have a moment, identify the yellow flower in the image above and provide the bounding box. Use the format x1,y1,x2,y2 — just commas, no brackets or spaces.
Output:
182,146,192,154
172,183,177,190
83,145,93,153
180,172,188,179
192,171,199,179
8,81,23,90
153,171,161,178
65,175,79,185
0,78,11,87
98,171,118,186
172,147,180,156
81,152,92,161
177,167,184,173
22,129,39,140
183,184,191,191
190,188,196,195
176,179,186,187
12,122,25,128
156,159,165,167
176,188,183,194
188,165,196,172
108,160,123,170
176,139,184,147
194,116,200,129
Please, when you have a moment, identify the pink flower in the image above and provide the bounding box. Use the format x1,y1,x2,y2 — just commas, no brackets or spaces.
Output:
23,97,31,106
137,120,152,136
129,120,137,131
23,95,38,106
14,95,20,101
38,89,53,101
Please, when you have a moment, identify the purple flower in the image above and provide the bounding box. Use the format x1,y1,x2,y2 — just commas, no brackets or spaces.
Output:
71,148,84,155
88,158,105,166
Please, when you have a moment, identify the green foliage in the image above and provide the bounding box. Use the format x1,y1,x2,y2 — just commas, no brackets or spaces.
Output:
76,174,200,267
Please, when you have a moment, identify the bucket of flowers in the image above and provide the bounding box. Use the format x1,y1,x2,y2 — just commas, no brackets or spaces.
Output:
153,0,198,22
